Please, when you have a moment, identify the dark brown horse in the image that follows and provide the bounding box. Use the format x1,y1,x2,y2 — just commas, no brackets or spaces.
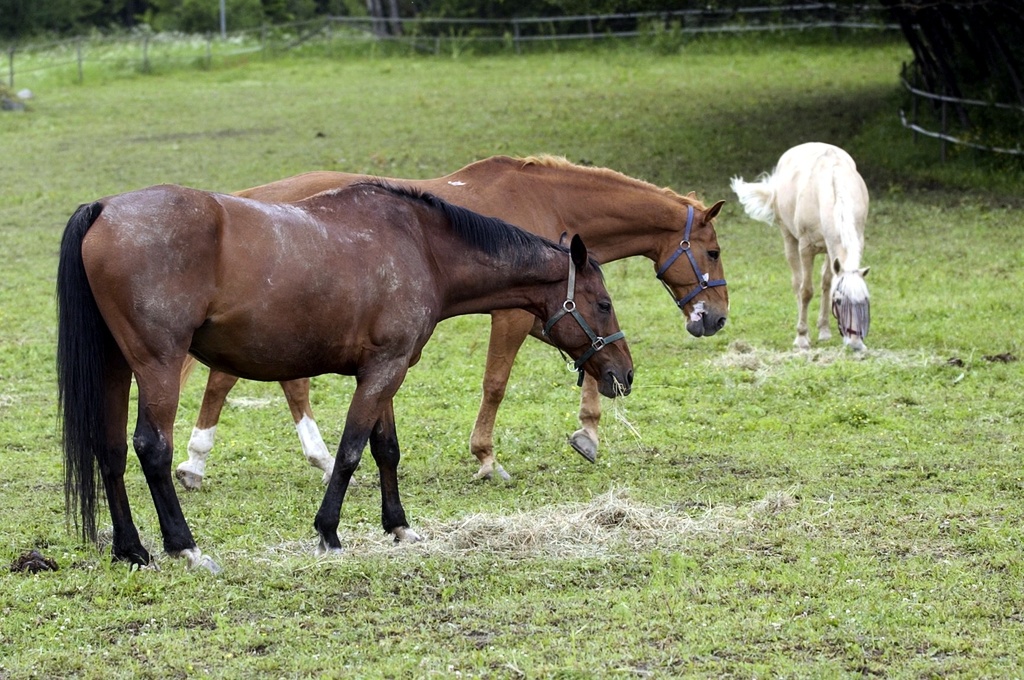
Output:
176,155,727,489
57,181,632,571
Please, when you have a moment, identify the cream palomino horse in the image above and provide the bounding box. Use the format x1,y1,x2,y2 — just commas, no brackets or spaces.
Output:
731,142,870,351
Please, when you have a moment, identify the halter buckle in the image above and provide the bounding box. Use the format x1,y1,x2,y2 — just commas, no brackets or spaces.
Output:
563,299,576,313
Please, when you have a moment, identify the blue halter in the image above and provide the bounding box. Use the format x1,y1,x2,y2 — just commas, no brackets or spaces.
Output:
655,204,726,309
542,253,626,386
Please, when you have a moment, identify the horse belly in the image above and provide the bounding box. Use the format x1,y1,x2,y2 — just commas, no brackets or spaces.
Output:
189,320,360,381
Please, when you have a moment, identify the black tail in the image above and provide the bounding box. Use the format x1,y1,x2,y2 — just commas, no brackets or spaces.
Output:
56,201,108,543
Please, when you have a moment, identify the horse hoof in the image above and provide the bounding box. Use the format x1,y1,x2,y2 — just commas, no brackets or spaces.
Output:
473,463,511,481
569,430,598,463
392,526,422,543
315,538,343,557
175,548,221,573
174,467,204,491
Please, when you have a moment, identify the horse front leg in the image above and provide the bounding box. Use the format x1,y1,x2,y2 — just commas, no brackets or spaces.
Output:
469,310,533,481
369,399,420,543
569,375,601,463
136,365,219,572
176,368,240,491
315,362,408,554
280,378,334,484
817,259,834,342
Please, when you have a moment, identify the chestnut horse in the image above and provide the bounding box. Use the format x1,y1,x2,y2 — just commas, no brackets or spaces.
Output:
57,181,631,571
731,143,870,351
176,155,727,488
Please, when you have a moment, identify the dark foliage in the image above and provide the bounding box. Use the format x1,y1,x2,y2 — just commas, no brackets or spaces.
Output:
882,0,1024,108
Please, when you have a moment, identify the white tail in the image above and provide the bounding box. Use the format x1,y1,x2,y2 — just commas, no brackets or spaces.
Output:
729,174,777,225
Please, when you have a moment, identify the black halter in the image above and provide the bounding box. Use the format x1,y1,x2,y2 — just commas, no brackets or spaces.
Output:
542,253,626,386
655,204,726,309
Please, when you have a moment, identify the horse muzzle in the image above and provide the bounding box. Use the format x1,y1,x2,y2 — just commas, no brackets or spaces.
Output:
597,365,633,398
685,301,727,338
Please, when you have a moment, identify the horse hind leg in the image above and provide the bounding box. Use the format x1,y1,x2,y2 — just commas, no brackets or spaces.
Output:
280,378,335,484
136,366,220,572
98,354,152,566
783,238,812,350
176,368,239,490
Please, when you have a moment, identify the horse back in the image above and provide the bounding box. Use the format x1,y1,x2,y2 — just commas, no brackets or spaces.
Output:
235,157,565,242
774,143,867,246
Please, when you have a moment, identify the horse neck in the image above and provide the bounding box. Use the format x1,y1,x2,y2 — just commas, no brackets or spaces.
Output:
818,161,866,273
540,170,688,262
464,160,688,263
432,240,567,321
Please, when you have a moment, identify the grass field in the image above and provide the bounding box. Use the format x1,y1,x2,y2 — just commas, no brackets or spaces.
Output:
1,32,1023,677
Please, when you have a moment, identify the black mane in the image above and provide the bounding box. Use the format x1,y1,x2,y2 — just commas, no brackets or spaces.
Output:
355,180,599,270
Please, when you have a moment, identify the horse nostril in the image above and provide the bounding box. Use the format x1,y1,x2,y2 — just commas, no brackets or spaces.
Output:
626,369,634,386
715,316,727,330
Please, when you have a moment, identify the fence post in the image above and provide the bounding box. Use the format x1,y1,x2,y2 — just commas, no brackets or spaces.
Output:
940,92,948,163
77,38,84,83
513,19,521,54
141,34,150,73
7,45,13,88
206,33,212,68
910,64,918,144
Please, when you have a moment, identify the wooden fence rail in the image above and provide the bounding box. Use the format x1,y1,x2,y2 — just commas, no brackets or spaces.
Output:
3,4,895,90
899,62,1024,161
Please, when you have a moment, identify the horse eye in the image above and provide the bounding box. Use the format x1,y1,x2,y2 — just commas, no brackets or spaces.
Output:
708,250,720,261
598,300,612,314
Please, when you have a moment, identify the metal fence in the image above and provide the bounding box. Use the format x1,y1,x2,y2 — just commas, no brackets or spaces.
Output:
2,4,896,90
898,62,1024,161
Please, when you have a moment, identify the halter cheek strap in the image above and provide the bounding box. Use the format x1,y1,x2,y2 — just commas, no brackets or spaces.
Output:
655,204,727,309
542,255,626,386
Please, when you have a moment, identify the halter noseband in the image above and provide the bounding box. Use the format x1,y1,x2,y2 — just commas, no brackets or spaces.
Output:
542,253,625,386
655,204,726,309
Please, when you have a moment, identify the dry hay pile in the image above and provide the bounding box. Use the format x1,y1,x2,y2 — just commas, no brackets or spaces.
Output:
714,339,943,381
325,487,797,561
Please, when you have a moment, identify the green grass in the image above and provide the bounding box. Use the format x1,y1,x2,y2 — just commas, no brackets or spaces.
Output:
2,33,1024,677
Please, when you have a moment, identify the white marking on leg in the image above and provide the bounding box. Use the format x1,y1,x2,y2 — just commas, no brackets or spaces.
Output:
296,415,334,483
392,526,423,543
176,427,214,489
173,547,221,573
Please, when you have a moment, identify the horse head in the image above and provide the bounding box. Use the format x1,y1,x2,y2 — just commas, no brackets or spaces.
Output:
542,235,633,398
831,258,870,351
655,198,729,338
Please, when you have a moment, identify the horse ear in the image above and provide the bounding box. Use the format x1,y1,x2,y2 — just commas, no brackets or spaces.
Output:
833,257,842,275
860,267,870,278
706,200,725,221
686,191,697,199
570,234,588,269
558,231,569,247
